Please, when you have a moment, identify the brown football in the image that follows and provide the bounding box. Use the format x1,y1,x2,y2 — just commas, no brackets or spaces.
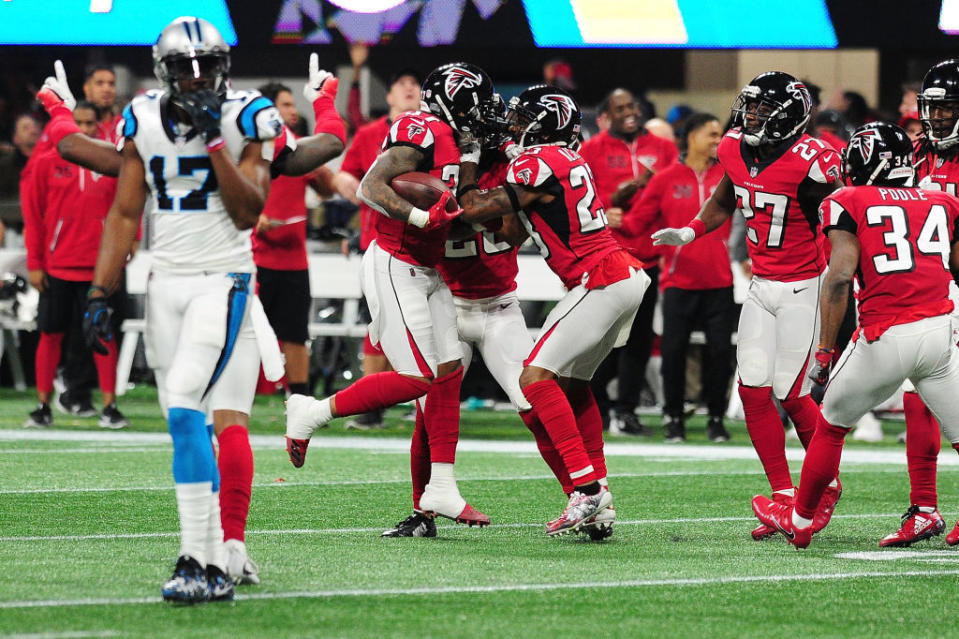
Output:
391,171,459,212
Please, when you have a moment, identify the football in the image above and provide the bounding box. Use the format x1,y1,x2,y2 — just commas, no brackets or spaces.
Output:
391,172,459,212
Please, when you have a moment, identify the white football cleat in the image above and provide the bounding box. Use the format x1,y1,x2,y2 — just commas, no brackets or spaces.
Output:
224,538,260,585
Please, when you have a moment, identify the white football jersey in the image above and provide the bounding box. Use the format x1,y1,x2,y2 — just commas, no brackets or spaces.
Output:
120,88,281,275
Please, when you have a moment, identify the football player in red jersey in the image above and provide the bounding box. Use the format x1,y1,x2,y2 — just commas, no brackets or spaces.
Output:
878,59,959,547
285,63,499,529
753,122,959,548
456,85,649,536
652,72,843,539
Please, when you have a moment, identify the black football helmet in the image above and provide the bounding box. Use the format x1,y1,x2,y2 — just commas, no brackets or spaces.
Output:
506,84,581,148
421,62,497,140
842,122,914,187
731,71,811,147
153,16,230,97
918,59,959,150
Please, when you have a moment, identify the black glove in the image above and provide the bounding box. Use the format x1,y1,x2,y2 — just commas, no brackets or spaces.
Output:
83,295,113,356
174,89,222,142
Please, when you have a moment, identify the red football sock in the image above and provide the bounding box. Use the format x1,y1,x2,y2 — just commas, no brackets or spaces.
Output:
217,425,254,542
519,409,573,494
334,372,430,417
410,399,430,510
424,367,463,464
795,414,849,519
904,391,940,508
35,332,64,395
739,385,793,493
522,380,595,487
567,386,607,481
781,395,821,450
93,338,118,396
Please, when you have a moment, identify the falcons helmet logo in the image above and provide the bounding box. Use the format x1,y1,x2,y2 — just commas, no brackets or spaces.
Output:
786,81,811,114
538,93,576,129
851,129,882,162
444,67,482,100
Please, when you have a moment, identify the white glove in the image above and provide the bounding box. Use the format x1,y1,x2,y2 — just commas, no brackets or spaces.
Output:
651,226,696,246
302,52,335,103
39,60,77,112
459,140,481,164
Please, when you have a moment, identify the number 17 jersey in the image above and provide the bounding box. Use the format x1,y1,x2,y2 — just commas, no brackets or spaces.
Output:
718,129,841,282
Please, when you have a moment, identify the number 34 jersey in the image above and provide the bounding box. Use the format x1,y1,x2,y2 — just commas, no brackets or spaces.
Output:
718,129,841,282
119,88,282,275
822,185,959,338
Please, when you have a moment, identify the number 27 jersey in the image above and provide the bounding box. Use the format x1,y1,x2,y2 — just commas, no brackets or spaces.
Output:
120,88,281,275
718,130,840,282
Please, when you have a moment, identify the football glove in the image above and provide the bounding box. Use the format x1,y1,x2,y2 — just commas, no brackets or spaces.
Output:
37,60,77,114
651,226,696,246
809,346,835,386
173,89,222,142
303,52,338,105
83,295,114,356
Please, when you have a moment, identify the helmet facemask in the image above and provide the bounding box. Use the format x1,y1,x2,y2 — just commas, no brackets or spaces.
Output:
732,86,809,147
157,52,230,97
918,91,959,150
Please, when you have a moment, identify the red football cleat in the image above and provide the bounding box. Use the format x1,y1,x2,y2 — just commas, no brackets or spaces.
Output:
751,495,812,549
452,503,491,527
879,506,946,547
811,478,842,533
285,437,310,468
946,520,959,546
750,493,793,541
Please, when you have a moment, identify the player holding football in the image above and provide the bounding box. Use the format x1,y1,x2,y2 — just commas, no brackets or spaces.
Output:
753,122,959,548
36,50,346,588
285,63,500,529
652,72,843,539
455,85,648,536
878,58,959,547
75,16,296,604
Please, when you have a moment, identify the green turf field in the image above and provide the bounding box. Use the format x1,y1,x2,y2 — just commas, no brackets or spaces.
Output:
2,386,958,638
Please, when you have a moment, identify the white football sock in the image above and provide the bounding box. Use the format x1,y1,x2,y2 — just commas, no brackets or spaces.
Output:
792,511,813,529
175,482,212,566
919,506,937,513
206,490,227,571
773,488,795,498
311,397,333,426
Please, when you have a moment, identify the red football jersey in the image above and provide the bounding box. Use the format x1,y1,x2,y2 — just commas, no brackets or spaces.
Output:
718,129,841,282
914,138,959,196
507,145,622,289
373,111,459,267
340,115,391,250
822,185,959,337
439,156,519,299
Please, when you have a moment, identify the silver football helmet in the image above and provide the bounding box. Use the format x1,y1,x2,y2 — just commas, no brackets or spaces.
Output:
153,16,230,96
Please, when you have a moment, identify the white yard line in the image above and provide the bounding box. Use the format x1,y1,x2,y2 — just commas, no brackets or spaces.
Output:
0,512,904,543
2,569,957,609
2,632,121,639
0,428,954,466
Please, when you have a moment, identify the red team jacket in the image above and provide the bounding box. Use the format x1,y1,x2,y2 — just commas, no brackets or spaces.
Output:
374,112,460,267
507,145,635,290
718,129,841,282
624,160,731,291
821,185,959,340
438,157,519,299
21,146,118,281
340,115,391,251
579,128,678,261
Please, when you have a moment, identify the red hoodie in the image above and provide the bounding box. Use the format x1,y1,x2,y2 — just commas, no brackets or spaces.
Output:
22,146,117,281
579,128,678,261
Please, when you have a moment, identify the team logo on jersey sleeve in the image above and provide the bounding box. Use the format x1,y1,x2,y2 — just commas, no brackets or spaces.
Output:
444,67,482,100
515,167,533,184
406,122,425,139
538,93,577,129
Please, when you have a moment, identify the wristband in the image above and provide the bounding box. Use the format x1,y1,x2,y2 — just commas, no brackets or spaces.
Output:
457,183,480,199
206,136,226,152
87,285,110,298
407,207,429,228
688,218,706,238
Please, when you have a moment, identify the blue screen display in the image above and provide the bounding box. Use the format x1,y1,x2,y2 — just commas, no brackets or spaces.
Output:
521,0,837,49
0,0,237,45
